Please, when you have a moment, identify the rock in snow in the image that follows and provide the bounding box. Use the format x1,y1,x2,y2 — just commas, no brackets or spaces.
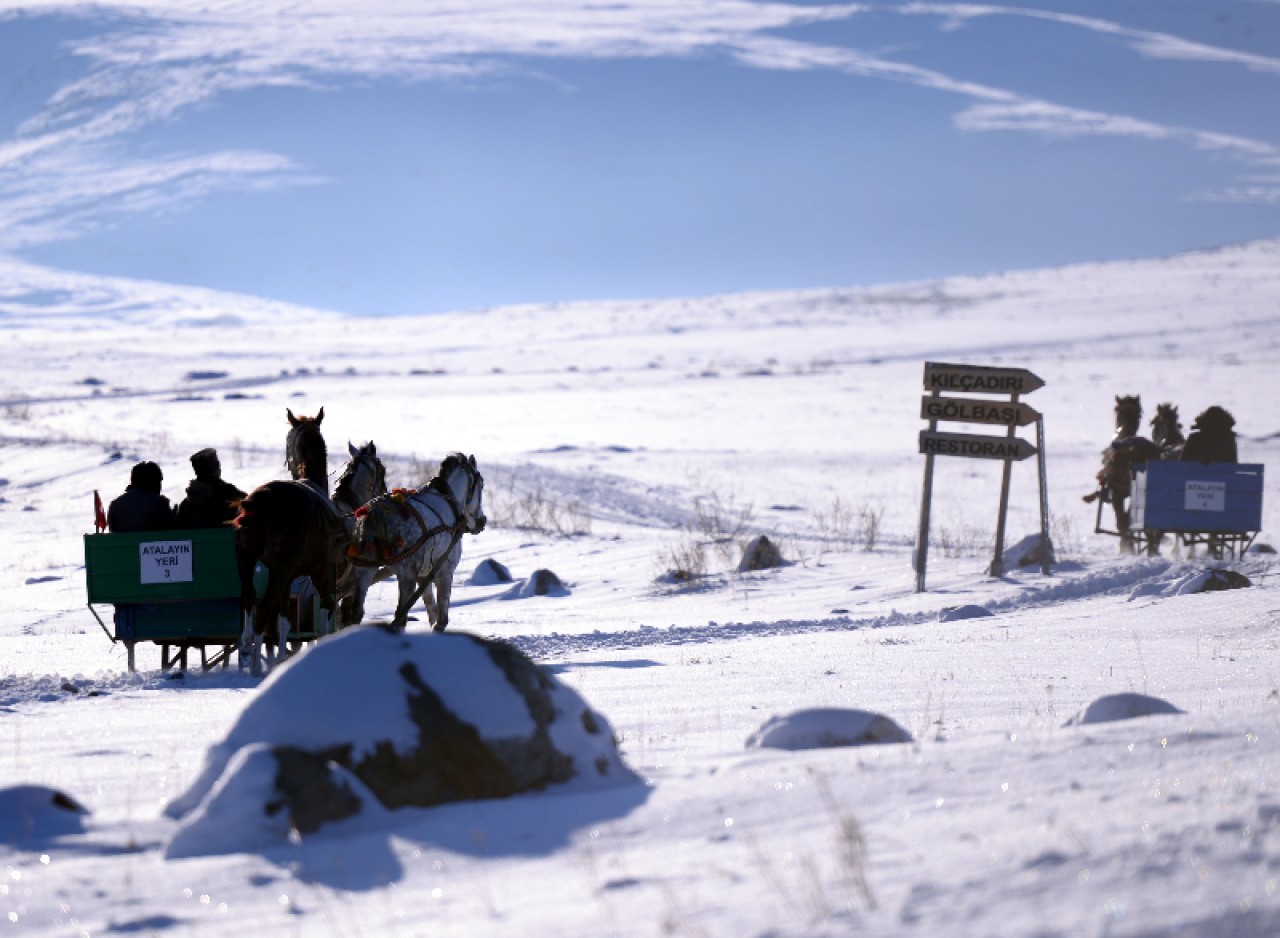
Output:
1062,693,1184,727
164,628,634,856
745,708,912,751
1000,533,1054,569
502,568,570,598
468,557,514,585
738,535,784,572
0,785,90,846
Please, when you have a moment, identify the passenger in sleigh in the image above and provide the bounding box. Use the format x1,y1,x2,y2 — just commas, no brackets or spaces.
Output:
1180,406,1238,465
173,448,246,528
107,461,175,532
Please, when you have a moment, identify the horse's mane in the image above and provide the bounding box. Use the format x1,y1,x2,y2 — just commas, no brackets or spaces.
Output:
427,452,472,496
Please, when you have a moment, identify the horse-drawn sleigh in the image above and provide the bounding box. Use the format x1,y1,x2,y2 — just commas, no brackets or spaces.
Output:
84,408,489,673
1087,396,1264,559
84,525,334,672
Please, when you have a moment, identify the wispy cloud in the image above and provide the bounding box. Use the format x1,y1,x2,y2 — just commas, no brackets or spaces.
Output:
0,0,1277,251
901,3,1280,74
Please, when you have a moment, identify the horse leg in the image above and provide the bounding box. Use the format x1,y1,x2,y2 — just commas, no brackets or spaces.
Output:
422,581,439,629
276,610,291,666
343,567,374,628
391,565,422,632
430,572,453,633
251,575,290,677
1115,502,1135,555
238,608,255,671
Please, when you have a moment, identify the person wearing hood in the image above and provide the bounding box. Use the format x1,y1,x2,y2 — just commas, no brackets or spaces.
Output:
107,461,175,532
1180,406,1238,465
173,448,246,528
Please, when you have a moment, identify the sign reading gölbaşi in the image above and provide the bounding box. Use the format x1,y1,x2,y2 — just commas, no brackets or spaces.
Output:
915,362,1050,591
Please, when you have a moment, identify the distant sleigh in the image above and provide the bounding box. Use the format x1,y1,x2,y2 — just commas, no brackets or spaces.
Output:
1095,461,1265,560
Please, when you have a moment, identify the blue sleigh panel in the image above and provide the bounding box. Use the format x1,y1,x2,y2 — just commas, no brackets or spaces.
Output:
1131,462,1264,533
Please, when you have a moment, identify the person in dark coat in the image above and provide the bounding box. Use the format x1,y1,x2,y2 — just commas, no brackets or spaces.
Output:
1180,406,1238,464
173,448,246,528
107,461,175,532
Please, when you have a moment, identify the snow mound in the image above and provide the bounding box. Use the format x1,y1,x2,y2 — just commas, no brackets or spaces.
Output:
164,628,634,849
468,558,513,585
939,604,994,622
1062,693,1185,726
502,569,570,599
166,744,386,859
745,708,912,751
1128,567,1252,601
0,785,90,845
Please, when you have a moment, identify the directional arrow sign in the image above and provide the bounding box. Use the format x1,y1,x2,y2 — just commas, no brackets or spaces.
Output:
921,396,1041,427
923,362,1045,395
919,430,1039,461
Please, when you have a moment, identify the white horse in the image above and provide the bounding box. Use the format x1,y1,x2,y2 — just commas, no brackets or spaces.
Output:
345,453,486,632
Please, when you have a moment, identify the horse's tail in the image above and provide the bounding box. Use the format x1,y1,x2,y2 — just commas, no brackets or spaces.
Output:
232,485,274,612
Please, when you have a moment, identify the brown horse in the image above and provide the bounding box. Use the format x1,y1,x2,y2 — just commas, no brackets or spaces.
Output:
233,480,350,675
286,407,328,494
1084,395,1162,553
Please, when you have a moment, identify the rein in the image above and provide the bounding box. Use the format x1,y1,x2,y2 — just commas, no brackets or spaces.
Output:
347,467,477,569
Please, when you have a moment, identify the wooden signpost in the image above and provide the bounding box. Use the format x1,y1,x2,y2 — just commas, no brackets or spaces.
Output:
915,362,1050,592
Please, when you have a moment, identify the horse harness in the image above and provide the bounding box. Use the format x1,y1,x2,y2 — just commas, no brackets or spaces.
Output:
347,469,478,571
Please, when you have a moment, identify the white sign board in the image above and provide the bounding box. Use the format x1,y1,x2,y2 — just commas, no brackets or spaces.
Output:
1184,481,1226,512
139,540,194,584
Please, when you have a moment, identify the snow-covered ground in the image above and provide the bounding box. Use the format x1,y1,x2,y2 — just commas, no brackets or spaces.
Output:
3,240,1280,935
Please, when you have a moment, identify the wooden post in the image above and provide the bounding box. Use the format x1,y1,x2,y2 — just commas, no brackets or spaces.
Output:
988,393,1020,577
1036,416,1052,575
915,391,940,592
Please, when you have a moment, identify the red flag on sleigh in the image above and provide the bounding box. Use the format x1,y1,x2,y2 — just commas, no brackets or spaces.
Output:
93,490,107,533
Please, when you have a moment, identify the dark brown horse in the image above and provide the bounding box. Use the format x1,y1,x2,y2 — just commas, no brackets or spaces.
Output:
1084,395,1162,553
286,407,328,494
1150,403,1186,458
233,480,350,675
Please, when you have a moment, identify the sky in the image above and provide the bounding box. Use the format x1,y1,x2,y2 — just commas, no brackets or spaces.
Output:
1,0,1279,316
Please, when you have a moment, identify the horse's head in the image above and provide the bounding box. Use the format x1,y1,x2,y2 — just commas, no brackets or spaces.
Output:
285,407,328,483
335,441,387,513
1150,403,1183,448
1114,394,1142,438
439,452,486,534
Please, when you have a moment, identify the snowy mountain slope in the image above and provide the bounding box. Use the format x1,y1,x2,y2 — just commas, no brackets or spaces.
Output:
2,242,1280,935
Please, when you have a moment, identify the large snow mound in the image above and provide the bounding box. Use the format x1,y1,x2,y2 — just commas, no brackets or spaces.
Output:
745,708,912,751
1063,693,1185,726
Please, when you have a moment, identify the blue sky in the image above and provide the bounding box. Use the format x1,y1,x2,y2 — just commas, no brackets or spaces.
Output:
1,1,1278,316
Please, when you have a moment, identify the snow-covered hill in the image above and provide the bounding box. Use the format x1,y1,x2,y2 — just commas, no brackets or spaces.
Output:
2,242,1280,935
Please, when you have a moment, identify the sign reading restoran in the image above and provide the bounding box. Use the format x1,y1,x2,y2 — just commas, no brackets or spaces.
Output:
918,430,1038,462
139,540,194,584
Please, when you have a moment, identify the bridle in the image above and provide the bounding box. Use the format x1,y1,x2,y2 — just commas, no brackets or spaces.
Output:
334,448,387,515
